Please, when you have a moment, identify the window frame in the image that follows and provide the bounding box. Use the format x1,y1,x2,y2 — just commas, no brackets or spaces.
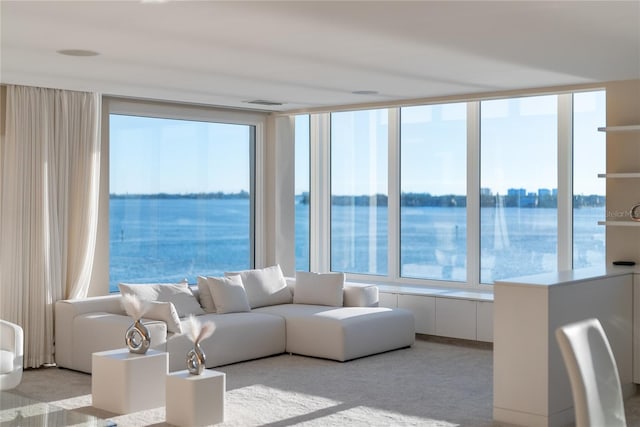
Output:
96,97,268,295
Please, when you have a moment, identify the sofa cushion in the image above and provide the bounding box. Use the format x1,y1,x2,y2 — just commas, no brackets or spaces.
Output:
166,312,286,372
145,301,183,334
119,281,204,317
293,271,344,307
225,265,292,309
206,275,251,314
255,304,415,362
196,276,216,313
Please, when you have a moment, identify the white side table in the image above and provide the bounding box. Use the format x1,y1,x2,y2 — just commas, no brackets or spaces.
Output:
92,348,168,414
166,369,225,426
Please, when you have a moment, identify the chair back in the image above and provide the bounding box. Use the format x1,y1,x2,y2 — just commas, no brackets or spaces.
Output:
555,318,626,427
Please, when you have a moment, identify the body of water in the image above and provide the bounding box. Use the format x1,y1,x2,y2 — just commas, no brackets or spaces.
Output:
110,198,605,292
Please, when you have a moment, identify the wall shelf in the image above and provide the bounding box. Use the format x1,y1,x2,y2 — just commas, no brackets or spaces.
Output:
598,173,640,178
598,220,640,227
598,125,640,132
598,124,640,226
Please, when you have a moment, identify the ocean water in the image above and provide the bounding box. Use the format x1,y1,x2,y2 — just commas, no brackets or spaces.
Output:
110,198,605,292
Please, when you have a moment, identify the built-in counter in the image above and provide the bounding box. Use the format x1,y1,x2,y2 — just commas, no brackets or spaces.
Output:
493,266,636,427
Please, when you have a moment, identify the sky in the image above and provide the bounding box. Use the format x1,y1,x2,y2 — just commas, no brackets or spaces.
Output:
298,91,605,197
110,115,251,195
110,90,605,197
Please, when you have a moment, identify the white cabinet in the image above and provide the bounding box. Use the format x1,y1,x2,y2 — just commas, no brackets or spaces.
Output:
398,294,436,335
435,298,476,340
379,287,493,342
476,301,494,342
493,270,633,426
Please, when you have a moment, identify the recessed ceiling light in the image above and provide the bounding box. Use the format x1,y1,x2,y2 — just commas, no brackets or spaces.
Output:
352,90,379,95
57,49,100,57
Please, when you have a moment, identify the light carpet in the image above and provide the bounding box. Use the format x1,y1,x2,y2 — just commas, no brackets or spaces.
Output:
8,336,640,426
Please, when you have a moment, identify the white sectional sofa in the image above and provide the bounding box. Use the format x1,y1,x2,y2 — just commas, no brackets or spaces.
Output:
55,269,415,373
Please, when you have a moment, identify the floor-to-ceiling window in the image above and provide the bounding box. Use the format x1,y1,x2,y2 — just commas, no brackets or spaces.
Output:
400,103,467,282
573,90,606,268
479,95,558,283
330,109,388,275
295,114,311,271
298,89,605,288
107,101,261,292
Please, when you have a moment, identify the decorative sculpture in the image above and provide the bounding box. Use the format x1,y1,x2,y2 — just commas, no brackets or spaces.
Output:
121,294,151,354
185,315,215,375
631,203,640,222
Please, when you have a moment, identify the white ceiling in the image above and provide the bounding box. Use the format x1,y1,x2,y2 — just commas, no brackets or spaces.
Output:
2,1,639,112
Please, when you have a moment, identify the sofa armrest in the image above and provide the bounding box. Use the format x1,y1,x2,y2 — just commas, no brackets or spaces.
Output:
67,313,167,373
343,282,379,307
55,294,125,370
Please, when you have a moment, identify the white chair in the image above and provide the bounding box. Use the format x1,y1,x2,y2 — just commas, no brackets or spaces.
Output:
555,318,626,427
0,319,24,390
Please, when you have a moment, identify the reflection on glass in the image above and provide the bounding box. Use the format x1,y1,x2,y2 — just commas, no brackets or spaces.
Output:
573,91,606,268
330,109,388,275
109,114,253,292
480,95,558,283
400,103,467,281
295,115,310,272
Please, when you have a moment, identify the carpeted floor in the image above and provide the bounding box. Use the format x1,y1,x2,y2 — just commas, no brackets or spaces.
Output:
6,336,640,426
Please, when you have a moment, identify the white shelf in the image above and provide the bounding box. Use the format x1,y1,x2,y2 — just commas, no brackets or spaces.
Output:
598,221,640,227
598,124,640,227
598,125,640,132
598,173,640,178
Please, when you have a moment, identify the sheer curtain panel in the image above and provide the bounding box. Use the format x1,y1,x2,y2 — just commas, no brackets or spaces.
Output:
0,85,101,368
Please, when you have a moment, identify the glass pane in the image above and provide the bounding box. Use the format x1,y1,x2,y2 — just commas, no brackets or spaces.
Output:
480,95,558,283
400,103,467,281
330,109,388,275
109,114,253,292
295,115,310,271
573,91,606,268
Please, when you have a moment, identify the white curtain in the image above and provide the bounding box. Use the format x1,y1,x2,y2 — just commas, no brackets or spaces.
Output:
0,85,101,368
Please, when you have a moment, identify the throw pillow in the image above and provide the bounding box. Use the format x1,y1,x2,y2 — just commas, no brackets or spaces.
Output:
206,275,251,314
293,271,345,307
197,276,216,313
118,281,205,318
144,301,183,334
225,265,292,309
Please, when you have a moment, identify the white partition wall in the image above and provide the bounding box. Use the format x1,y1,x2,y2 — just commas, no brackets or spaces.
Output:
493,267,634,427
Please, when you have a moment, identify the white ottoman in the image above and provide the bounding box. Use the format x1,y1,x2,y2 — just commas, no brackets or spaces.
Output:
92,348,168,414
166,369,225,426
255,305,415,361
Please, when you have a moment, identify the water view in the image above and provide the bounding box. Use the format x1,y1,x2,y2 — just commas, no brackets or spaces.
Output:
110,197,605,292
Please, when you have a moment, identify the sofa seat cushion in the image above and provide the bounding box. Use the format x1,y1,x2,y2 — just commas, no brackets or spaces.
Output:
254,304,415,362
166,312,286,372
0,350,14,373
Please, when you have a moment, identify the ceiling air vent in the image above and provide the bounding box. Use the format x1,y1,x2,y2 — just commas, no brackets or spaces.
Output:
245,100,283,106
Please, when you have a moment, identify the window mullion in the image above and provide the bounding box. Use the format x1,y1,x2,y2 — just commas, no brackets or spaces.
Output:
388,108,400,281
558,94,574,270
310,113,331,272
467,101,481,287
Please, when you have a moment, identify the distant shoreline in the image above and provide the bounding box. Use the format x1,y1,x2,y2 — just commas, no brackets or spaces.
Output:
110,191,249,200
110,192,605,208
